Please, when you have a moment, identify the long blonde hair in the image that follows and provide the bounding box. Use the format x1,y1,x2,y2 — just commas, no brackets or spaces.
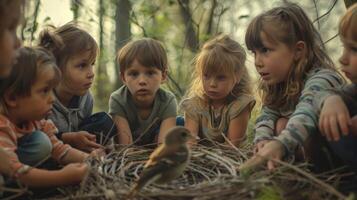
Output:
186,34,252,106
245,3,336,110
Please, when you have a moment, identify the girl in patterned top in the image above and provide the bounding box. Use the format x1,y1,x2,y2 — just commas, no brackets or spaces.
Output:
181,34,255,146
240,3,344,170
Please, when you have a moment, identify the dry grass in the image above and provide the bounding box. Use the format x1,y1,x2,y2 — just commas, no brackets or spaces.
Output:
40,142,354,200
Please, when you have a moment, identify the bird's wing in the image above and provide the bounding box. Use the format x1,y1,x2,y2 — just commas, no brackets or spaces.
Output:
144,145,188,168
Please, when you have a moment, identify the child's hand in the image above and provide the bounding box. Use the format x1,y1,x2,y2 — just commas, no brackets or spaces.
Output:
240,140,285,171
319,95,351,141
60,163,88,184
254,140,270,154
62,131,103,152
89,148,106,159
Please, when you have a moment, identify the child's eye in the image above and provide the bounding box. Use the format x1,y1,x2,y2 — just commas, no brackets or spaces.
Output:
77,63,87,69
42,87,51,94
351,46,357,53
128,71,138,77
146,71,156,76
260,47,270,53
217,75,227,80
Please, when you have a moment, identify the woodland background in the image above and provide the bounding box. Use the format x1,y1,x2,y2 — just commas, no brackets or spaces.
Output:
20,0,355,117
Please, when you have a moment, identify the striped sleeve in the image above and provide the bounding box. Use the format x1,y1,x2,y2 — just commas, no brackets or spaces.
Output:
0,117,30,178
253,106,280,144
39,119,71,164
275,69,344,156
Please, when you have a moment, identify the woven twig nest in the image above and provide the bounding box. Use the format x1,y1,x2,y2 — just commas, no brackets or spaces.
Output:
47,143,351,200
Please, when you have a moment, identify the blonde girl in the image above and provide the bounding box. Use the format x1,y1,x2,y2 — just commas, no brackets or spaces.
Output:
181,34,255,146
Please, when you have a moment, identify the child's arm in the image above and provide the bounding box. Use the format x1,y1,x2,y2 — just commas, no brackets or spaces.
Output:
157,117,176,143
273,70,343,157
18,163,87,188
253,105,280,152
113,115,133,144
227,106,250,146
184,114,199,146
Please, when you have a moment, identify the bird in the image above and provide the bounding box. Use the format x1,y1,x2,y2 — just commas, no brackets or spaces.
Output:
127,126,193,198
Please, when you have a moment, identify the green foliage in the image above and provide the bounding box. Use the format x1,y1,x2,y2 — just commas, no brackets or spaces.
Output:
257,186,283,200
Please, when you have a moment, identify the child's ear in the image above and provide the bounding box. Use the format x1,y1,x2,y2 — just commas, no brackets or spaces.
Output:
294,41,306,61
120,72,126,83
4,91,18,108
161,70,168,83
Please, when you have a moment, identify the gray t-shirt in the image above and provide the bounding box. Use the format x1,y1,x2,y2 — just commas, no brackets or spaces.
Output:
109,86,177,145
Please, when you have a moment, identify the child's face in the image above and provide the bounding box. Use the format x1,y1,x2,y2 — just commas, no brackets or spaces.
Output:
0,4,21,78
253,32,295,85
9,67,56,123
202,72,236,105
339,38,357,83
60,51,95,96
121,59,166,107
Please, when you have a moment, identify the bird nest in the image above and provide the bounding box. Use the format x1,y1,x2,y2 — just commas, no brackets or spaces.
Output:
42,142,354,200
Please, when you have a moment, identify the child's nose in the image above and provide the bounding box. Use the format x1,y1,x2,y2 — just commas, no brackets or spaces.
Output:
339,48,349,66
87,67,95,79
138,74,147,85
254,54,263,68
209,78,217,87
48,90,55,104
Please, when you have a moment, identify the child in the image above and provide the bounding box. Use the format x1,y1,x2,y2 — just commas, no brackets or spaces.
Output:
0,47,89,188
240,3,344,171
181,35,255,146
318,3,357,171
38,23,115,152
0,0,23,184
109,38,177,146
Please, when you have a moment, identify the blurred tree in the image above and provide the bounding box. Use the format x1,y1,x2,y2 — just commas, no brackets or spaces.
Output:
114,0,131,89
71,0,81,20
94,0,112,111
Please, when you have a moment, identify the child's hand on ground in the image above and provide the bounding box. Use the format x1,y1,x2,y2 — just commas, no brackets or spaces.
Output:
254,140,270,154
62,131,103,152
240,140,285,172
319,95,351,141
60,163,88,185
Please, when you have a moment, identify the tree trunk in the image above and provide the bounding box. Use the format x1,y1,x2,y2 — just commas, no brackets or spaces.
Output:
177,0,199,52
71,0,81,20
30,0,41,43
94,0,109,110
114,0,132,88
206,0,217,36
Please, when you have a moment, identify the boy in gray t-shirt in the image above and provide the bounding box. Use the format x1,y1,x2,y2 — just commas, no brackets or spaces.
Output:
109,38,177,145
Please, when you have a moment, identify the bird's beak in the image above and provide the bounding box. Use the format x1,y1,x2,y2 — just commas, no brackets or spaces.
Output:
187,133,199,140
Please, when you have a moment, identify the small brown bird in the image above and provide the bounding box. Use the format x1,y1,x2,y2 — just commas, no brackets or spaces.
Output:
127,126,193,198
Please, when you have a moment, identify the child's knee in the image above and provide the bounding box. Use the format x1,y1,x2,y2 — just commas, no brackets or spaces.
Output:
275,118,288,136
17,131,52,166
31,131,52,162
